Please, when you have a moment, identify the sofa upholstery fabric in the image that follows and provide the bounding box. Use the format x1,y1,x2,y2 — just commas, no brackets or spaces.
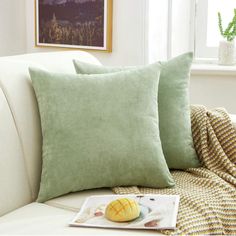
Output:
0,51,236,235
0,202,163,235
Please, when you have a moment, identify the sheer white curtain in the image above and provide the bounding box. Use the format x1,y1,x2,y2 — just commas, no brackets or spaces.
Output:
148,0,169,62
148,0,194,63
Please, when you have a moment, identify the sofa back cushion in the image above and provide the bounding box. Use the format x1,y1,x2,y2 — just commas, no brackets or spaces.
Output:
0,51,100,216
0,86,32,216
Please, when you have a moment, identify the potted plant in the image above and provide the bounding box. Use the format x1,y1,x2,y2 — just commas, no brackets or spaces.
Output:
218,9,236,65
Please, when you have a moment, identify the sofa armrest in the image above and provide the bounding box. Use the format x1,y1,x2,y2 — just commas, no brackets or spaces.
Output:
230,114,236,129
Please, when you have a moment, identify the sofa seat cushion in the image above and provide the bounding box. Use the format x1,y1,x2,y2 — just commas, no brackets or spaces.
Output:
0,203,75,235
45,188,113,212
0,201,163,235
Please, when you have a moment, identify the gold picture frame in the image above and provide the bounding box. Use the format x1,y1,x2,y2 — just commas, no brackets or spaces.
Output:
35,0,112,52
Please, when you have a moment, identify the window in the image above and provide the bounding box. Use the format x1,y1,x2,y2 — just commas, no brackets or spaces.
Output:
148,0,169,62
195,0,236,59
148,0,195,62
148,0,236,62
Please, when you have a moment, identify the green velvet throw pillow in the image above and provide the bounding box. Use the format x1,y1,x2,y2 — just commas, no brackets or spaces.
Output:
30,65,175,202
73,53,200,169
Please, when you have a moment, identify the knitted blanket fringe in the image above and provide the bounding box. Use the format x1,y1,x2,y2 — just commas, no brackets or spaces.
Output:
112,105,236,235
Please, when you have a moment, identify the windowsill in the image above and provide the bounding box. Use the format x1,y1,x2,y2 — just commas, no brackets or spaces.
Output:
191,63,236,76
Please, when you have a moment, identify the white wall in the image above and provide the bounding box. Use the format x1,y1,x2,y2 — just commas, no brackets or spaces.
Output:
25,0,148,66
0,0,26,56
1,0,236,113
190,72,236,114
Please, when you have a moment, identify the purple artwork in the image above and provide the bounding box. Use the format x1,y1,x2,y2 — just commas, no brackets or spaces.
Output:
36,0,112,51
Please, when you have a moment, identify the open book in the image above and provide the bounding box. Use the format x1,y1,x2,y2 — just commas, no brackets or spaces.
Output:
70,194,180,230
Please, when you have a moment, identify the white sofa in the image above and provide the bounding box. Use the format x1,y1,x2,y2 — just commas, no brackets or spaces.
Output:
0,51,235,235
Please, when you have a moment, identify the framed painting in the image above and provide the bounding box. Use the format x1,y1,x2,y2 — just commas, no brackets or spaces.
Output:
35,0,112,52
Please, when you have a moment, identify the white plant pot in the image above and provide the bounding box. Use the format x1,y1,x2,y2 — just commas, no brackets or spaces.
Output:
218,40,235,65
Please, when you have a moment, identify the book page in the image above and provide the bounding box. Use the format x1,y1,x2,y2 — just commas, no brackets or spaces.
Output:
70,194,180,230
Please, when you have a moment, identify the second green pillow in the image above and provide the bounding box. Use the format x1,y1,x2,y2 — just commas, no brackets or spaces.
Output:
73,53,200,169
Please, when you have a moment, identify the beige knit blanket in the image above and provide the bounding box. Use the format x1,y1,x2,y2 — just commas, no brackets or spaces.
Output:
113,105,236,235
